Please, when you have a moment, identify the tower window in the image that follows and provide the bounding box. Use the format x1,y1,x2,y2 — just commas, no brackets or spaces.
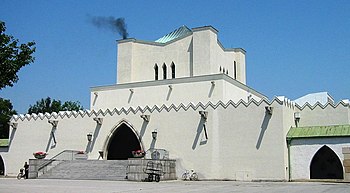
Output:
162,63,167,79
234,61,237,79
154,64,158,80
171,62,175,79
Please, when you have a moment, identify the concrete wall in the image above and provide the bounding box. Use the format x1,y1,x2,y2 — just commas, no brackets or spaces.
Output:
117,35,192,83
213,101,290,180
4,94,349,180
91,74,264,111
281,100,298,180
2,114,94,176
296,103,350,127
343,147,350,181
3,98,292,181
290,137,350,180
117,26,246,84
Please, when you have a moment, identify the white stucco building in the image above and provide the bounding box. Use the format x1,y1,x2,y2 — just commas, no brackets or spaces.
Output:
1,25,349,181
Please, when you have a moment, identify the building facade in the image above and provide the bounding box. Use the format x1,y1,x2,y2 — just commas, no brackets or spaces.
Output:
1,25,349,181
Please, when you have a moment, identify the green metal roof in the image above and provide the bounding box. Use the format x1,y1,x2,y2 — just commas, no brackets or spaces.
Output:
155,25,192,43
287,125,350,140
0,139,9,147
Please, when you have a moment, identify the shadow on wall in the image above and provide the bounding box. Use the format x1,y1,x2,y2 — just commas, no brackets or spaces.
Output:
192,116,207,150
8,127,17,147
149,135,156,150
256,111,272,149
92,93,98,106
208,82,215,98
166,86,173,101
128,89,134,103
86,123,102,153
45,126,57,152
139,120,149,140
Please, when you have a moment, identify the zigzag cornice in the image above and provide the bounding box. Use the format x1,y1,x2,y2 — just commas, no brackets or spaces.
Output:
10,97,304,122
15,96,327,123
295,100,350,110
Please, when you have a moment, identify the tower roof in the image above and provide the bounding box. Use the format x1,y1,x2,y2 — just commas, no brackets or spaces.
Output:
155,25,192,43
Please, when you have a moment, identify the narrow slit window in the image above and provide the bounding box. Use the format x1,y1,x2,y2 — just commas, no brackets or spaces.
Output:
171,62,175,79
234,61,237,79
154,64,159,80
162,63,167,79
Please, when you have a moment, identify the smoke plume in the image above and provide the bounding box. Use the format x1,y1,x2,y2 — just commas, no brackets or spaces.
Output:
90,16,128,39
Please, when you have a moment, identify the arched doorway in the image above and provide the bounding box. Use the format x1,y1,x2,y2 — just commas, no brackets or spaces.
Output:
0,155,4,175
310,145,343,179
106,122,142,160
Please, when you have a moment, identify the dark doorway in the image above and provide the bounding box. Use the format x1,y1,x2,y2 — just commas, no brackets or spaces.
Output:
107,123,141,160
310,145,343,179
0,156,4,175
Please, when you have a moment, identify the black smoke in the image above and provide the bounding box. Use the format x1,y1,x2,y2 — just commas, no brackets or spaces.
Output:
90,16,128,39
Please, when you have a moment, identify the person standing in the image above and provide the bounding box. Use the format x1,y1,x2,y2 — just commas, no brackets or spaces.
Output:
23,162,29,179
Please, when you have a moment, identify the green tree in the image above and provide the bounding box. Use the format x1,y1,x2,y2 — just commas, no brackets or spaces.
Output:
62,101,84,111
0,20,36,90
28,97,61,114
0,98,17,138
28,97,84,114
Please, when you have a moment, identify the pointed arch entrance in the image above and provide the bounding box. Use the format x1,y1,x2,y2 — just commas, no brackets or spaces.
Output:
0,155,4,175
310,145,343,179
105,121,142,160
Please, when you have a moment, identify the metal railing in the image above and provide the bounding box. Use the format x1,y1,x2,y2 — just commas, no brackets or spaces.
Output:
37,150,81,177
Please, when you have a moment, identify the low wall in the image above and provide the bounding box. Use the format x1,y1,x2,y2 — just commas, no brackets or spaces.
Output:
343,147,350,181
127,158,176,181
28,159,48,179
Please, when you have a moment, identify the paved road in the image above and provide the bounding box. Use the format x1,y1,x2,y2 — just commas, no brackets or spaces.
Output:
0,179,349,193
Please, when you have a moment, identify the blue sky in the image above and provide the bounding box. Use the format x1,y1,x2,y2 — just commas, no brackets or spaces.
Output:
1,1,349,114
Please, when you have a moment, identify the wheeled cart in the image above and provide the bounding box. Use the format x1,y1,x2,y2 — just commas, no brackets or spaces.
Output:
144,161,163,182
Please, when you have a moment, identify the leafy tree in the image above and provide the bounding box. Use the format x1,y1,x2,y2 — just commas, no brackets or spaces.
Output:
0,98,17,138
62,101,84,111
28,97,61,114
28,97,84,114
0,20,36,90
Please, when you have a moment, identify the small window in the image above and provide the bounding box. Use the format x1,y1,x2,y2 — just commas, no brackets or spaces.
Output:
171,62,175,79
154,64,159,80
162,63,167,79
233,61,237,79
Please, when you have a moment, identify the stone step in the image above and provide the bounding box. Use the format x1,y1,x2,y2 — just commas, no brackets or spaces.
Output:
39,160,129,180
